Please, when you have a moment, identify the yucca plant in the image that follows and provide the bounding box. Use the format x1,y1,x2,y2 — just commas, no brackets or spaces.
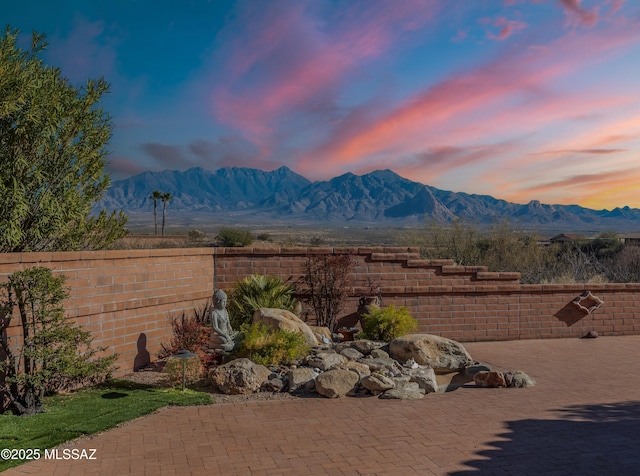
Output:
228,275,299,328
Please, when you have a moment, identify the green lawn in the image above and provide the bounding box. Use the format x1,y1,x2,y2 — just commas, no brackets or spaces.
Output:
0,380,212,471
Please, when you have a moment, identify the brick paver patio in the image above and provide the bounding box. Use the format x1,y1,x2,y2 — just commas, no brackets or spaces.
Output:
6,335,640,475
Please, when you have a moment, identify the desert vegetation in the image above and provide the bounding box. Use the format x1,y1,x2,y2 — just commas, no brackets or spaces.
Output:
407,220,640,284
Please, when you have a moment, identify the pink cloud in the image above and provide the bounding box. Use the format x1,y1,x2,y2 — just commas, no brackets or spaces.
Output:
106,157,148,179
560,0,599,27
296,20,640,178
487,17,528,41
210,0,440,149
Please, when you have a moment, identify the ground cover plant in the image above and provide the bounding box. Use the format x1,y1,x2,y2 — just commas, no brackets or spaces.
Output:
0,380,211,472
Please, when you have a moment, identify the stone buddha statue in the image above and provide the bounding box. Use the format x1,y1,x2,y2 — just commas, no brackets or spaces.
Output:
210,289,236,352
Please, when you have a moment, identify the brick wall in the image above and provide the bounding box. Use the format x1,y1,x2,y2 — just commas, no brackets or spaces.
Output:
0,248,214,377
214,246,640,342
2,246,639,378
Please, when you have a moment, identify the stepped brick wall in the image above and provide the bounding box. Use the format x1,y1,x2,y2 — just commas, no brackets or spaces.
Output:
1,246,639,378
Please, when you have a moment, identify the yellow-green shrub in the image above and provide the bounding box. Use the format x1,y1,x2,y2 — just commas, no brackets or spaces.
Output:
360,305,418,342
232,323,309,366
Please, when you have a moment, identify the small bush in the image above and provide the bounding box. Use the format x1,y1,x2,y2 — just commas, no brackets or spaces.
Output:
300,253,355,331
232,323,309,366
162,355,204,387
360,305,418,342
187,229,206,245
228,275,298,329
256,233,271,242
216,227,254,247
158,304,213,375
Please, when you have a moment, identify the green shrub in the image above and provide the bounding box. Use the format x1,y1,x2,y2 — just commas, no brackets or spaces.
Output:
0,267,117,415
228,275,298,329
360,305,418,342
232,323,309,366
216,227,254,247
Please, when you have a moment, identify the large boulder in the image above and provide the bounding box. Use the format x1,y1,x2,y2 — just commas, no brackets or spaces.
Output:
389,334,473,373
314,369,359,398
209,358,271,395
253,308,318,346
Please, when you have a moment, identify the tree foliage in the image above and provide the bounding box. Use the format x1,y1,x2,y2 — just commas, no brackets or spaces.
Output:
0,27,127,252
0,267,117,415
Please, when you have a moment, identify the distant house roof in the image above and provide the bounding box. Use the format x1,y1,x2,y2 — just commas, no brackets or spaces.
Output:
549,233,586,243
620,233,640,244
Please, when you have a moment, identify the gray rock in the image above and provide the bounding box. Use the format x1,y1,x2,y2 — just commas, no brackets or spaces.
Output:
288,367,319,393
340,347,365,361
406,366,438,394
306,352,346,371
315,369,359,398
263,376,285,392
334,342,353,354
379,382,425,400
359,357,403,375
464,363,492,378
389,334,473,373
209,358,271,395
352,339,387,355
336,361,371,379
504,370,536,388
370,348,389,359
361,374,396,393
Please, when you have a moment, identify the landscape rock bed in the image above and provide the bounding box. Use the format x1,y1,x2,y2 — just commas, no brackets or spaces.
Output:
125,333,535,402
207,333,536,400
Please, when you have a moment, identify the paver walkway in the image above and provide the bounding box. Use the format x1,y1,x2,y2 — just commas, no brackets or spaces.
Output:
6,336,640,475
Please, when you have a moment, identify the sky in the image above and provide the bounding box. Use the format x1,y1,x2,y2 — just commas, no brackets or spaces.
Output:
4,0,640,210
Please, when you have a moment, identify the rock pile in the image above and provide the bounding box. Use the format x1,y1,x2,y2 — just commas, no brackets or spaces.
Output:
208,332,536,399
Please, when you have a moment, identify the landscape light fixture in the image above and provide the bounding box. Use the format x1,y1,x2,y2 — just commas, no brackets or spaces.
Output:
172,349,197,391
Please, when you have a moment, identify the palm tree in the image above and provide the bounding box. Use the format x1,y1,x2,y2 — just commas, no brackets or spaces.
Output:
149,190,163,235
161,192,173,236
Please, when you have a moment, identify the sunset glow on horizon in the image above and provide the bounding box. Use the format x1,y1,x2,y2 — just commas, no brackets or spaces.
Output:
6,0,640,210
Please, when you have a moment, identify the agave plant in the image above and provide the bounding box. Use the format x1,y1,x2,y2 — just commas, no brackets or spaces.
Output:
228,274,299,328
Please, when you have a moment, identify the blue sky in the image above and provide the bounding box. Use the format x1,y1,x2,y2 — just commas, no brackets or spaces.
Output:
5,0,640,209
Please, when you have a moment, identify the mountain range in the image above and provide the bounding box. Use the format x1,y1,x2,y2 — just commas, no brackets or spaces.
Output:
98,166,640,232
